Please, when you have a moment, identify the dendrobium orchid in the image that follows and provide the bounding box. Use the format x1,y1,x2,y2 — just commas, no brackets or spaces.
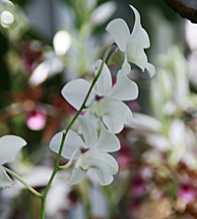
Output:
0,135,27,187
62,60,138,133
0,3,158,218
106,5,155,77
49,115,120,185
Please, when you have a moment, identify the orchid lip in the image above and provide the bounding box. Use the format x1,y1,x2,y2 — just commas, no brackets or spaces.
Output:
80,147,89,154
95,95,104,101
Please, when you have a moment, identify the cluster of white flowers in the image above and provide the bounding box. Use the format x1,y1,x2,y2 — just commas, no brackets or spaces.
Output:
0,5,154,188
49,5,154,185
50,115,120,185
49,57,138,185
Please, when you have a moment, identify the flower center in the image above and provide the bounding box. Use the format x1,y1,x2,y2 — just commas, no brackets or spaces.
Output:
95,95,104,102
80,147,89,154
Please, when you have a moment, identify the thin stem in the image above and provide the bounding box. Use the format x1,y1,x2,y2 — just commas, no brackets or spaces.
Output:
4,167,42,198
58,149,78,170
40,45,116,219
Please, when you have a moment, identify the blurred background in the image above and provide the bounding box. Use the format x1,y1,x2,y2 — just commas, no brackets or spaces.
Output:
0,0,197,218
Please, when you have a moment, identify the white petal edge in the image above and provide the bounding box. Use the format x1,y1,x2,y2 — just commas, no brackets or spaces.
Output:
49,130,84,160
69,168,86,185
110,73,139,101
61,79,94,110
146,63,156,77
129,5,150,49
121,102,134,126
106,18,130,52
102,99,124,134
0,135,27,165
96,127,120,152
79,150,119,185
101,99,133,133
121,57,131,76
94,59,112,96
78,114,98,147
92,153,119,185
127,44,148,71
89,168,114,185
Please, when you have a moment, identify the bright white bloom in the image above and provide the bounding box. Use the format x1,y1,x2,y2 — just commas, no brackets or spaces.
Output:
62,60,138,133
53,30,72,56
106,5,155,77
0,135,27,187
49,115,120,185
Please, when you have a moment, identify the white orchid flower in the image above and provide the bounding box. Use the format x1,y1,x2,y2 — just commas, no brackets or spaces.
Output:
62,60,138,133
0,135,27,187
106,5,155,77
49,115,120,185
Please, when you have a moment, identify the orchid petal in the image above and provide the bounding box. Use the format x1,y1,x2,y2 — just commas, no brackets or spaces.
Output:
61,79,95,110
94,60,112,96
127,45,148,71
101,98,133,133
78,114,98,147
0,135,27,165
90,168,114,185
146,62,156,77
106,18,130,52
123,102,134,125
110,73,138,101
96,127,120,152
121,57,131,75
127,5,151,71
49,130,84,160
70,168,86,185
80,150,119,185
129,5,150,49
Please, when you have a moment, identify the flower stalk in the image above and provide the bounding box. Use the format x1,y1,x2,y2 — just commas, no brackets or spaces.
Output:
4,167,42,198
40,44,116,219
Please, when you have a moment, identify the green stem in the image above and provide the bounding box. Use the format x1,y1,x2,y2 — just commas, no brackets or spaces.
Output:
4,167,42,198
40,45,116,219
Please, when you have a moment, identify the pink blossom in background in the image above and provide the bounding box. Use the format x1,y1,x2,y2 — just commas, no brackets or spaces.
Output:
117,144,133,169
131,175,147,198
26,107,47,131
178,183,196,204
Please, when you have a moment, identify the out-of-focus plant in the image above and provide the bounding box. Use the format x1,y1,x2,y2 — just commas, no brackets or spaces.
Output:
0,0,27,40
122,47,197,219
